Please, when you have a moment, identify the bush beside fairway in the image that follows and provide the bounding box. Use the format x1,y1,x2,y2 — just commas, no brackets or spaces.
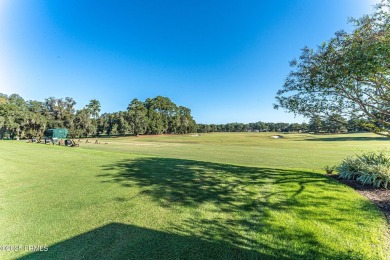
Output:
0,133,389,259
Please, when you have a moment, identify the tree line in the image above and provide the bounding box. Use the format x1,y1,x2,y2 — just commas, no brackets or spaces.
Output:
0,93,196,139
0,93,374,140
197,114,368,134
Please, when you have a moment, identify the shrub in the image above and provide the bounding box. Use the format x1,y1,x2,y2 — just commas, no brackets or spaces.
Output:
324,165,336,174
337,151,390,189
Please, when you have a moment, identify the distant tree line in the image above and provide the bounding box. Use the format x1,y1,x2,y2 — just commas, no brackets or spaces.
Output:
0,93,196,139
197,114,369,134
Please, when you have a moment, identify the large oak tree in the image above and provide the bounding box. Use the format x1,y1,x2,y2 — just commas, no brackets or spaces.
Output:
275,1,390,135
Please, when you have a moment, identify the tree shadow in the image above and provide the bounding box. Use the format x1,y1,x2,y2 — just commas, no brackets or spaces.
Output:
98,158,337,210
19,223,266,259
93,157,373,259
301,136,389,142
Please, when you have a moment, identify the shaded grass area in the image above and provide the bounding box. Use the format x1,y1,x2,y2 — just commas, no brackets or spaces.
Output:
22,223,267,259
302,136,390,142
99,158,337,208
0,140,389,259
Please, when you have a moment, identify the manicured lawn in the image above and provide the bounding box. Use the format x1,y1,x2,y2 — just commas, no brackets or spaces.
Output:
0,133,389,259
83,132,390,170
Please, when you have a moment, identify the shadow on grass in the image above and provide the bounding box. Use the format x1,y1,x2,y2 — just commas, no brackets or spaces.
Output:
98,158,340,210
20,223,268,259
92,157,371,259
302,136,389,142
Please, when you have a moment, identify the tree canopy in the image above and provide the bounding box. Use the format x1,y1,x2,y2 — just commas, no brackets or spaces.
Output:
275,1,390,135
0,94,197,139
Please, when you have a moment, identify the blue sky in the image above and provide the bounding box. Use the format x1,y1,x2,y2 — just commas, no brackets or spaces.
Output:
0,0,380,123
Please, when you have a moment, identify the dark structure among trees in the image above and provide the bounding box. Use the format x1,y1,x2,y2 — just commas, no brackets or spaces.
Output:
44,128,68,139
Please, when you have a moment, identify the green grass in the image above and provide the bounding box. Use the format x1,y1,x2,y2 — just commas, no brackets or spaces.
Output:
0,133,389,259
82,132,390,170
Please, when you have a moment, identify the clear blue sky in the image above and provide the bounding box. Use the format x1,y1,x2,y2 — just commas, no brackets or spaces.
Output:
0,0,380,123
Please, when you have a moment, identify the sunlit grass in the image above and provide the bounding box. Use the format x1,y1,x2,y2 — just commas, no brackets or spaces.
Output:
82,132,389,170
